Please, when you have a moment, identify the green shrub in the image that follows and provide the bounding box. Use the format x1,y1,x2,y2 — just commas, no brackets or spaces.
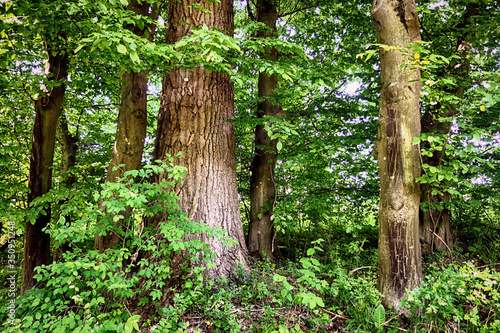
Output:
1,159,225,332
402,262,500,332
326,266,385,332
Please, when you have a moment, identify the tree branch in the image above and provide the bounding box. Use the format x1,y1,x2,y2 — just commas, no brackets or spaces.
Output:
278,5,316,18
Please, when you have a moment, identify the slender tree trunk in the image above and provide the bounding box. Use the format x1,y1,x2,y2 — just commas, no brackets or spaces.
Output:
95,0,159,251
22,43,69,295
420,105,454,251
371,0,422,310
419,3,479,252
248,0,280,260
57,114,77,181
149,0,248,277
53,113,78,260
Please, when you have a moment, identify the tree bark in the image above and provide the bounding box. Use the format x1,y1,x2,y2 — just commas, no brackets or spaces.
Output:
419,3,480,252
248,0,280,260
371,0,422,310
95,0,159,251
22,42,69,295
149,0,248,277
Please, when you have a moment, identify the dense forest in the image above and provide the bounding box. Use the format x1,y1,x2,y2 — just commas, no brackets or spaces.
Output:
1,0,499,331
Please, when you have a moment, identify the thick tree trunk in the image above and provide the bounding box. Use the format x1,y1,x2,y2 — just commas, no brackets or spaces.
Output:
419,3,479,252
53,113,78,260
22,46,69,295
95,0,158,251
149,0,248,277
371,0,422,310
248,0,280,260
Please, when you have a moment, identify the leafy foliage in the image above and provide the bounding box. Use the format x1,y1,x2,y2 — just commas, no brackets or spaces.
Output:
1,0,500,332
403,262,500,332
1,159,221,332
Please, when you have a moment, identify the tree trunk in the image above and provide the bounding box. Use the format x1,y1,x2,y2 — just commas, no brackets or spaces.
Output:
248,0,280,260
420,105,454,251
149,0,248,277
53,113,78,260
419,3,479,252
57,114,77,181
95,0,158,251
371,0,422,310
22,44,69,295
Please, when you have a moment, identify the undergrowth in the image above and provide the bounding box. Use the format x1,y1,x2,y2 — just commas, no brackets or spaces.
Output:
1,161,499,332
2,239,500,332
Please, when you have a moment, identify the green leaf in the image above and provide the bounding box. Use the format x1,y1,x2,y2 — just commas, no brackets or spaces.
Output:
125,315,141,331
23,316,34,328
117,44,127,54
124,321,133,333
277,141,283,151
311,258,320,266
130,51,140,63
74,44,85,53
282,73,292,81
126,170,139,177
371,304,386,327
273,274,285,282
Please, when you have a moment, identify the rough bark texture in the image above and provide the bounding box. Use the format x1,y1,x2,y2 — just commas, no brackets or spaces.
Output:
53,113,78,260
150,0,248,277
22,43,69,295
372,0,422,310
419,3,479,252
248,0,280,260
95,0,158,251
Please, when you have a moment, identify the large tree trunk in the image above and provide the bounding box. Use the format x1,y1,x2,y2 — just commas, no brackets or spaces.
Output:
149,0,248,277
247,0,280,260
419,3,479,252
95,0,158,251
371,0,422,310
22,43,69,295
